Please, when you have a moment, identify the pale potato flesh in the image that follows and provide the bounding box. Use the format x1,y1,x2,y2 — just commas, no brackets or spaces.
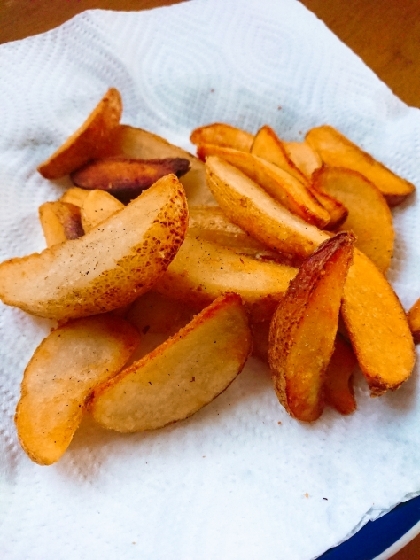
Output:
81,190,124,233
39,201,84,247
89,293,252,432
191,123,254,152
0,175,188,321
15,315,140,465
283,141,323,178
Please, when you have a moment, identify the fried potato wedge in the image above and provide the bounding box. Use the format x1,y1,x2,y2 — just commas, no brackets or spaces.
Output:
89,293,252,432
15,315,140,465
155,234,297,322
0,175,188,321
408,298,420,344
268,233,355,422
39,201,84,247
60,187,89,207
307,184,348,230
306,125,415,205
191,123,253,152
71,157,190,203
283,141,323,178
252,320,270,363
109,125,214,206
251,126,307,184
199,146,329,227
324,334,357,415
206,156,415,393
206,156,326,259
313,167,394,272
80,190,124,233
37,88,122,180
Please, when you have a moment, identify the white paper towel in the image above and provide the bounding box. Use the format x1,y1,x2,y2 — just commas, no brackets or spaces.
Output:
0,0,420,558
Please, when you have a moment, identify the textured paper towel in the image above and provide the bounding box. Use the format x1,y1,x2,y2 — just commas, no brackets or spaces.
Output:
0,0,420,558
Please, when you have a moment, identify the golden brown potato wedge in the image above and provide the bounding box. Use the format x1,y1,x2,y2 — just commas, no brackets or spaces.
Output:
155,233,297,322
251,126,308,184
37,88,122,180
71,157,190,203
39,201,84,247
408,298,420,344
60,187,89,207
324,334,357,415
80,190,124,233
191,123,253,152
306,125,415,205
109,125,214,206
283,141,323,178
206,156,327,259
252,320,271,363
199,145,329,228
206,156,415,393
313,167,394,272
307,184,348,230
0,175,188,321
89,293,252,432
15,315,140,465
268,232,355,422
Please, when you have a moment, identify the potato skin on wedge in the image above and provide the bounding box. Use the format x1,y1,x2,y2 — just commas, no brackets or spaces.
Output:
268,232,354,422
89,293,252,432
0,175,188,321
191,123,254,152
15,315,140,465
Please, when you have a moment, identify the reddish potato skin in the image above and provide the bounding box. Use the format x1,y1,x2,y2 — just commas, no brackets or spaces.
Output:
71,157,191,203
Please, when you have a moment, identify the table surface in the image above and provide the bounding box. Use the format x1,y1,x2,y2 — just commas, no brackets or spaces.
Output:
1,1,420,558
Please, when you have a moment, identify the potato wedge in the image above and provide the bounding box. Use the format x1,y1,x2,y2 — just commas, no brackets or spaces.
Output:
0,175,188,321
324,334,357,415
80,190,124,233
283,141,323,178
268,233,354,422
306,125,415,205
206,156,326,259
313,167,394,272
15,315,140,465
89,293,252,432
408,298,420,344
71,157,190,203
109,125,214,206
251,126,308,184
155,234,297,322
191,123,253,152
206,156,415,393
60,187,89,207
252,320,270,363
37,88,122,179
39,201,84,247
307,184,348,230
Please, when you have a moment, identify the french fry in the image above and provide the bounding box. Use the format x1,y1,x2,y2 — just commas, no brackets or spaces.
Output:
269,233,355,422
15,315,140,465
80,190,124,233
37,88,122,179
0,175,188,321
199,145,330,228
38,201,84,247
306,125,415,206
313,167,394,272
324,334,357,415
191,123,253,152
89,293,252,432
283,141,323,178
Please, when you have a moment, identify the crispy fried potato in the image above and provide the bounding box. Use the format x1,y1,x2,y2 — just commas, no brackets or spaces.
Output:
199,146,329,228
206,156,415,393
71,157,190,203
306,125,415,205
283,141,323,178
251,126,308,184
408,298,420,344
37,88,122,180
15,315,140,465
0,175,188,321
60,187,89,207
307,184,348,230
39,201,84,247
80,190,124,233
313,167,394,272
324,334,357,415
89,293,252,432
269,233,354,422
191,123,253,152
109,125,214,206
252,320,271,363
155,234,297,322
206,156,326,259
